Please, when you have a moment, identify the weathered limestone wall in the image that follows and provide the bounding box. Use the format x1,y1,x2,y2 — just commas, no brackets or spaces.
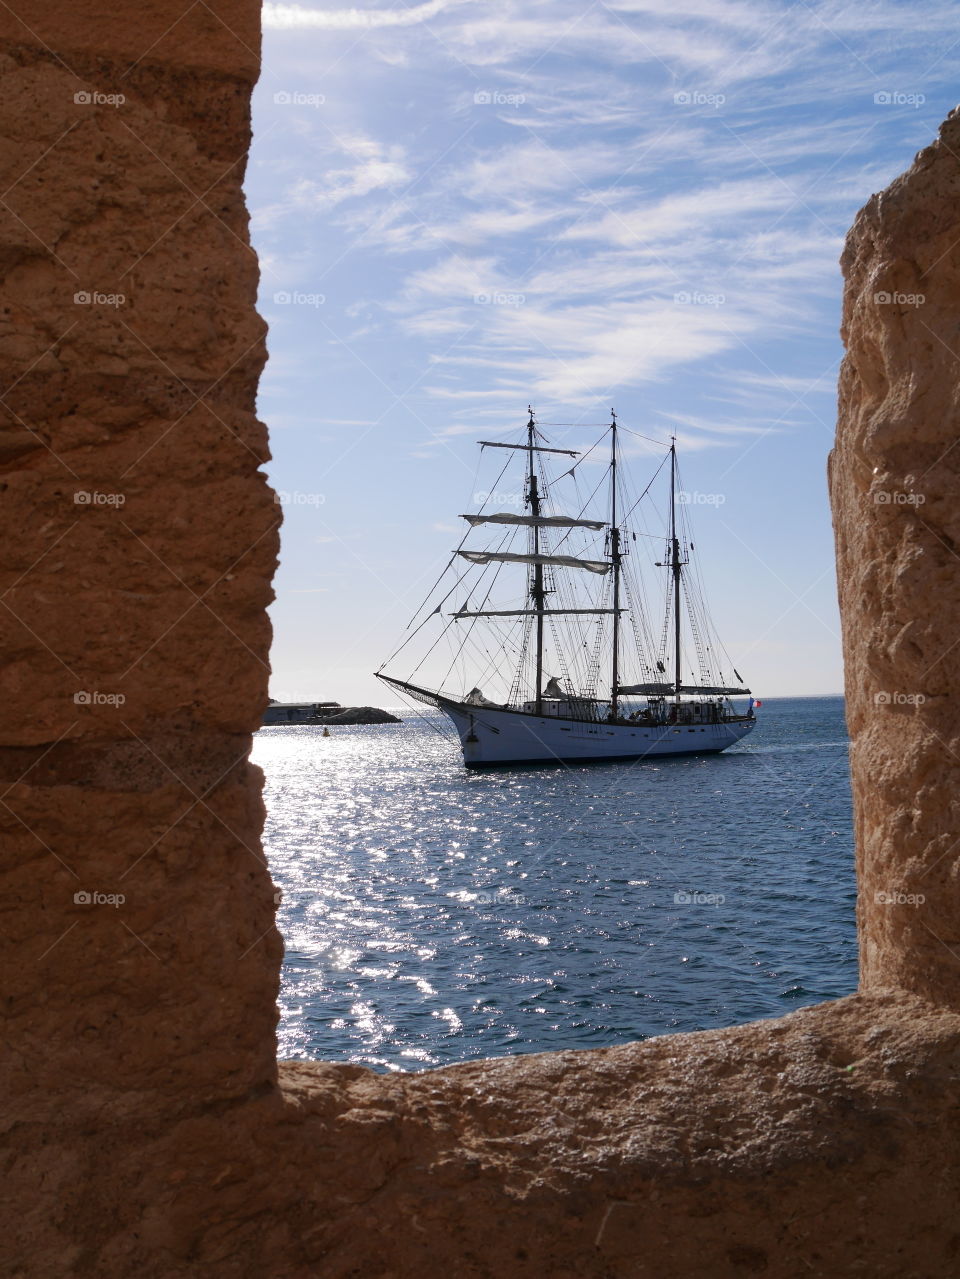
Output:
5,5,960,1275
0,0,281,1135
832,108,960,1007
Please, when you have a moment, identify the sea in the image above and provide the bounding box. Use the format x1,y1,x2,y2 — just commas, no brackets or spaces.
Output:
253,696,856,1072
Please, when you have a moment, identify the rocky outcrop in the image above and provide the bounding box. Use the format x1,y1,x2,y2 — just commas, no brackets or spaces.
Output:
6,5,960,1275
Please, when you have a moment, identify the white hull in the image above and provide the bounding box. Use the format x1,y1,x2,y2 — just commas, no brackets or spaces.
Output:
441,701,755,767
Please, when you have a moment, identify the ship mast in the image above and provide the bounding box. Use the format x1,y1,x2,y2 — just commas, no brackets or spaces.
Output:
669,438,683,700
526,407,546,715
609,411,621,719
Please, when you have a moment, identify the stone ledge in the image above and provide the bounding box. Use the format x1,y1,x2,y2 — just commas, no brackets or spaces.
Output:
8,993,960,1275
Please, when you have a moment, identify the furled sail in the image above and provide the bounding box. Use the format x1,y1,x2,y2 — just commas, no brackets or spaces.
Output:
478,441,579,457
678,684,750,696
458,550,610,574
464,687,499,706
617,683,750,696
453,607,618,618
460,512,605,530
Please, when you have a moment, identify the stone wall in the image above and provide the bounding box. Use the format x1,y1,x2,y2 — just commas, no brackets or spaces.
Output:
832,111,960,1009
4,5,960,1275
0,0,281,1139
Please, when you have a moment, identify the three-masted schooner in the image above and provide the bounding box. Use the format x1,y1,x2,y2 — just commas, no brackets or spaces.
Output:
377,410,756,767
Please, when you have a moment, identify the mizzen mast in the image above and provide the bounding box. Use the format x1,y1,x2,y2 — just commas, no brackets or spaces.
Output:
668,437,687,700
608,410,622,718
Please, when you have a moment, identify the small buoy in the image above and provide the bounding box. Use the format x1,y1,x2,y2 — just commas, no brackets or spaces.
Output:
322,727,330,738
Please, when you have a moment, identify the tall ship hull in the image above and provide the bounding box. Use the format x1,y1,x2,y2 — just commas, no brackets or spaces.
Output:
448,703,753,766
380,682,753,767
377,409,760,769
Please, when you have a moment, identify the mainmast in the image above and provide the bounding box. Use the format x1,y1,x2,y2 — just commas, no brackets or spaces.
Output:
609,411,621,718
669,438,683,699
526,407,546,715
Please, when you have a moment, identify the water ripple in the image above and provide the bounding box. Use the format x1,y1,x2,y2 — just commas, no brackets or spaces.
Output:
254,696,856,1070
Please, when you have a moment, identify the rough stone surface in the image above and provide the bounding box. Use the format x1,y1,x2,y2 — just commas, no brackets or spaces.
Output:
0,0,282,1137
831,107,960,1008
10,992,960,1276
5,6,960,1277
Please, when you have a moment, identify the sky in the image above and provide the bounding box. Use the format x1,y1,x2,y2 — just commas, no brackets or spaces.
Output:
246,0,958,705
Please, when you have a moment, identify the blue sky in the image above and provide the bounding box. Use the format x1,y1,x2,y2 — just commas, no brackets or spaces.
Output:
246,0,957,704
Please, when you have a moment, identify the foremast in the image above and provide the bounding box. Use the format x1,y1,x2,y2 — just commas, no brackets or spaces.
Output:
481,408,627,717
452,417,610,714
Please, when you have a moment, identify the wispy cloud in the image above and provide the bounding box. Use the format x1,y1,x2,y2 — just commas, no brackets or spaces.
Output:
263,0,465,30
252,2,959,416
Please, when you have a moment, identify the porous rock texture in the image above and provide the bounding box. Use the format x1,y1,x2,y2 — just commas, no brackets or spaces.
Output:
5,5,960,1275
832,107,960,1008
0,0,281,1127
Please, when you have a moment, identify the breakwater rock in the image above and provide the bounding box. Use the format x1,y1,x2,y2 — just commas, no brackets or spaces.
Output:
262,701,401,726
315,706,400,725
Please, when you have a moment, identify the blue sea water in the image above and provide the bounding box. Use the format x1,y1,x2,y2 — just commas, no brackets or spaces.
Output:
253,696,856,1071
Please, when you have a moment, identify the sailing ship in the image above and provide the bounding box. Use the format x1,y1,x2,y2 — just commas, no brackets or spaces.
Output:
376,410,757,767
